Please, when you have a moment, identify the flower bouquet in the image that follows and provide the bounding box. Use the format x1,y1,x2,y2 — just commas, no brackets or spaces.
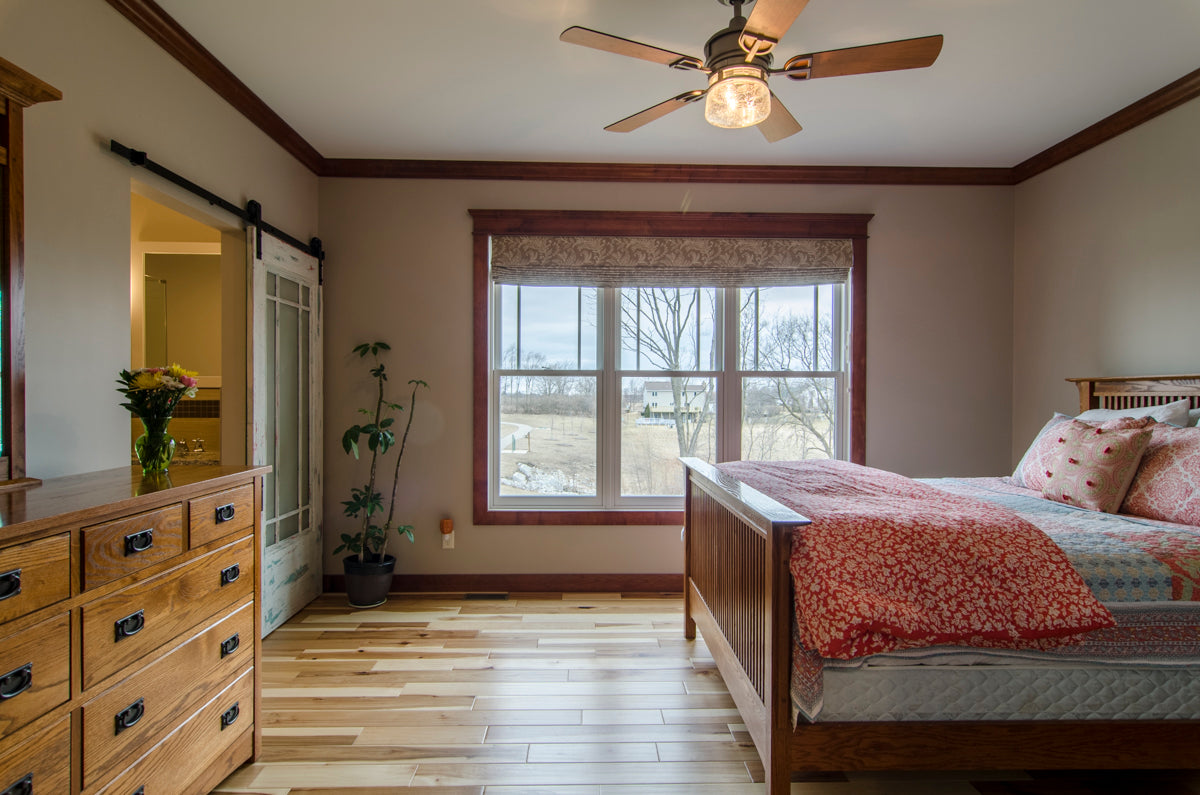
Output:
117,364,199,473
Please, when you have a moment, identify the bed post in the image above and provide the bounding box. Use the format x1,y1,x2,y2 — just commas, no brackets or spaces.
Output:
683,466,695,640
764,521,796,795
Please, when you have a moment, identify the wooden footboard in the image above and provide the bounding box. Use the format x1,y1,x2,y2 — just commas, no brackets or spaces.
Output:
682,453,1200,795
681,457,809,793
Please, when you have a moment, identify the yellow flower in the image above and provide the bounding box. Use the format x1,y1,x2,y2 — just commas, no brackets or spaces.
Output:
131,371,162,391
165,363,199,381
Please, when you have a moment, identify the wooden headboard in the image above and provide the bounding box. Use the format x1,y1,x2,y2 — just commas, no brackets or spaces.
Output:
1067,374,1200,414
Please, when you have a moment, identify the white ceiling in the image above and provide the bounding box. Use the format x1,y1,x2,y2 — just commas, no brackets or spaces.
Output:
153,0,1200,168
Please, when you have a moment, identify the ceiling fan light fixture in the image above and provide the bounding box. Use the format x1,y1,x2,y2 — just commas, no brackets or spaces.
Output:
704,65,770,129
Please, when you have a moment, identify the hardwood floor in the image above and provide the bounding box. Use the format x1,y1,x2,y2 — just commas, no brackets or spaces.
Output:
215,593,1200,794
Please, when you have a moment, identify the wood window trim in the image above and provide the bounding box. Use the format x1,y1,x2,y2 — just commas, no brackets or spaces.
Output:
471,210,870,526
1,58,62,485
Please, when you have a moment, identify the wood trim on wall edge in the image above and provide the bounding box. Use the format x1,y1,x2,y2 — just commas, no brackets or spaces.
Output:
324,572,684,594
106,1,1200,186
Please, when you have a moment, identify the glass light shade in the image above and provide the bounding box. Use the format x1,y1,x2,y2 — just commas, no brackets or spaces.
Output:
704,66,770,129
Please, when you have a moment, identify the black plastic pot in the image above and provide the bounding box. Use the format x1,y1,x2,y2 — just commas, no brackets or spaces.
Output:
343,554,396,608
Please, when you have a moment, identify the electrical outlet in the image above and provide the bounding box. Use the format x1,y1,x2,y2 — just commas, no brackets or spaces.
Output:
442,530,454,549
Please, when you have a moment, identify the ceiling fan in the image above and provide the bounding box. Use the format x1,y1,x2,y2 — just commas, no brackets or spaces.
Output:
560,0,944,143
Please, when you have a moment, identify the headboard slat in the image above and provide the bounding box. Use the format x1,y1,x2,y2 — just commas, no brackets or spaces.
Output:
1066,375,1200,414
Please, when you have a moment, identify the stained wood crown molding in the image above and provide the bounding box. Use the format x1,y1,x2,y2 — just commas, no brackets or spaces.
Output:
106,0,1200,186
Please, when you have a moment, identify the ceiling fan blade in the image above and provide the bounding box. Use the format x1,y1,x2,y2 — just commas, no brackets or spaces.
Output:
741,0,810,54
757,93,802,143
560,26,705,71
785,35,944,80
604,91,706,133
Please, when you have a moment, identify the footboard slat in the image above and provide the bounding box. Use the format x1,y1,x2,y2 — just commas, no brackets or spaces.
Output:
691,486,769,701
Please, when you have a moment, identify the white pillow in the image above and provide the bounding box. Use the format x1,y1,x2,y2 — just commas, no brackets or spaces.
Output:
1076,397,1191,427
1190,407,1200,427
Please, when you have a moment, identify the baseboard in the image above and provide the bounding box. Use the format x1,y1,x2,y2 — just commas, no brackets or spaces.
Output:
323,572,684,594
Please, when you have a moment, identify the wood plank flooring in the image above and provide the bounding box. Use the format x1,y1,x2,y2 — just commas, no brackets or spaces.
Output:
214,593,1200,794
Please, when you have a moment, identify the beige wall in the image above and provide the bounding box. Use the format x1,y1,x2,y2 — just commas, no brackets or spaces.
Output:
0,0,318,478
318,179,1015,576
1012,97,1200,463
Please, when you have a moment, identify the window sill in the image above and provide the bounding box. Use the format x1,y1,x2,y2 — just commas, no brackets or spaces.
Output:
473,507,685,526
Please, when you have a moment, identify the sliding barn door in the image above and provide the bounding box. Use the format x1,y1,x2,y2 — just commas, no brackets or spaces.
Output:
249,229,323,635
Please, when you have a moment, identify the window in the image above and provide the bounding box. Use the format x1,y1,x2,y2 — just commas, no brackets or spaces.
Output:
472,211,870,525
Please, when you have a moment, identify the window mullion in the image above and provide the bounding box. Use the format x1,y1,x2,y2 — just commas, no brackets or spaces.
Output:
600,287,620,508
720,287,739,462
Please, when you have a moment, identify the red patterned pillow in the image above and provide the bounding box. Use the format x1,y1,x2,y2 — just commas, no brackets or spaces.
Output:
1120,424,1200,525
1012,413,1072,491
1042,418,1153,513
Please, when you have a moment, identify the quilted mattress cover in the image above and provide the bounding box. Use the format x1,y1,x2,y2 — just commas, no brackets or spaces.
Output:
791,476,1200,723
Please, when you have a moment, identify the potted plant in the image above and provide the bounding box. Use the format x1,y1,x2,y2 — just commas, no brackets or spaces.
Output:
335,341,427,607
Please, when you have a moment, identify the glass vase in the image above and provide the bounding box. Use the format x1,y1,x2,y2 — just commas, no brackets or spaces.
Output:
134,416,176,475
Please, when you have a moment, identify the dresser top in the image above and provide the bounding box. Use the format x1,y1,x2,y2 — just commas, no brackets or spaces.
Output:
0,465,271,545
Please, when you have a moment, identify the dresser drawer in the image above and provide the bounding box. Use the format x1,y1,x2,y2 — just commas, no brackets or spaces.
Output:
0,718,70,795
81,536,254,690
96,667,254,795
189,484,254,548
0,534,69,625
80,601,254,788
81,503,184,590
0,613,70,739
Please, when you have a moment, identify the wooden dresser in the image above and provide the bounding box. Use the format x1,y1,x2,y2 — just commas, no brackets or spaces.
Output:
0,464,269,794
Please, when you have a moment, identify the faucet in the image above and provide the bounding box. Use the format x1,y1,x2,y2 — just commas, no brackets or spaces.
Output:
193,438,206,453
177,439,190,454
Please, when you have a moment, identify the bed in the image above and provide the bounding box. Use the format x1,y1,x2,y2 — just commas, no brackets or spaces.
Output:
681,374,1200,794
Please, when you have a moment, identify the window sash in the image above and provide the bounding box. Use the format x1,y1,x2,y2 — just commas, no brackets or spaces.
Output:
489,284,846,512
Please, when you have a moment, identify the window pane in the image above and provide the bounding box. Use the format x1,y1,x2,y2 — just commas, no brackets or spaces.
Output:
740,285,835,372
498,375,596,496
621,376,715,496
619,288,717,371
741,376,837,461
498,285,597,370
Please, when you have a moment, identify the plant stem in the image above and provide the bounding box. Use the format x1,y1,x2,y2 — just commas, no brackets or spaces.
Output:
380,380,421,559
361,359,386,559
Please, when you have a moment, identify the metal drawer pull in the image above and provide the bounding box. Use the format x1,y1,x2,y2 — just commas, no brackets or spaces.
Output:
114,697,145,734
220,564,240,586
220,702,240,730
0,569,20,601
0,663,32,700
124,528,155,555
114,609,145,641
220,633,240,658
132,788,145,795
214,503,236,523
0,773,32,795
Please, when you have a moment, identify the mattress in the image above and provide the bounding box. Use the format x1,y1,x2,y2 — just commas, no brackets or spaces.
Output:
791,476,1200,724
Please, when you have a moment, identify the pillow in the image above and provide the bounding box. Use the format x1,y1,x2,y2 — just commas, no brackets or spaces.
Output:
1190,407,1200,427
1041,418,1153,513
1120,423,1200,526
1012,413,1072,491
1076,397,1190,427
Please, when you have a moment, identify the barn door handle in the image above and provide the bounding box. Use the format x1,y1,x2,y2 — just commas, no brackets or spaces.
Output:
124,528,155,555
220,564,240,586
0,773,32,795
0,663,32,700
114,698,145,734
115,609,145,640
214,503,236,523
220,702,240,729
220,633,240,658
0,569,20,601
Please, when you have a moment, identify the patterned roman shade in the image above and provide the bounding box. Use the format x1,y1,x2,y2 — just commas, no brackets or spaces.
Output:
489,235,852,287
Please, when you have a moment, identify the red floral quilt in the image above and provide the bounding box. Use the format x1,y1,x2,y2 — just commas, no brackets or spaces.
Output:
717,460,1116,659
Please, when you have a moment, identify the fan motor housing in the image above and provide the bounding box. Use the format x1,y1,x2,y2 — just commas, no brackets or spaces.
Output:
704,19,773,72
